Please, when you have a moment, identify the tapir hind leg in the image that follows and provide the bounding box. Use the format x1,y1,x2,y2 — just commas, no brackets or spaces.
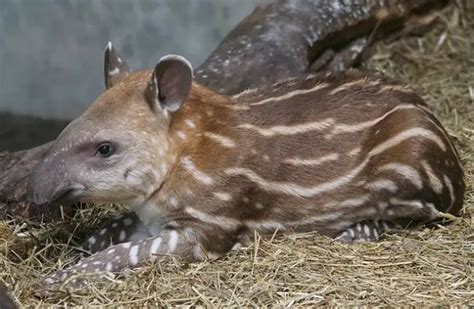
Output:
334,220,402,243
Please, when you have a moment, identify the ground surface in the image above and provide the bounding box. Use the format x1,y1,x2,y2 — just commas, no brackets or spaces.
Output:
0,3,472,307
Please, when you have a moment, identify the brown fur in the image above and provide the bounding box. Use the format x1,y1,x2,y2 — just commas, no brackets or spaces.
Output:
28,57,464,289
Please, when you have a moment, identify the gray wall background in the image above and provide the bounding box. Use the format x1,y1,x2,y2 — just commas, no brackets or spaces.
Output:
0,0,265,121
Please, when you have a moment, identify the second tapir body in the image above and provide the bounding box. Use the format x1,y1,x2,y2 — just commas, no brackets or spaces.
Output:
28,43,464,289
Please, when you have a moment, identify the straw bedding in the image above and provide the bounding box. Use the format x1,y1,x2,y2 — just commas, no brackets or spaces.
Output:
0,2,472,307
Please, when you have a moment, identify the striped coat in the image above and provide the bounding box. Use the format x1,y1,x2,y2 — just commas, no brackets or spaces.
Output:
28,48,464,290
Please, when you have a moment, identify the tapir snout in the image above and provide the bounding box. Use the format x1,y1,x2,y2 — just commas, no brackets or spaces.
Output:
27,151,85,206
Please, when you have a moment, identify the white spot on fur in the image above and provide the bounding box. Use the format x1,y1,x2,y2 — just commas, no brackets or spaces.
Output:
185,207,240,230
389,198,424,209
119,231,126,242
379,163,423,190
231,242,242,250
421,160,443,194
231,88,259,99
239,118,334,137
330,105,418,135
177,131,186,140
125,171,142,186
377,84,412,94
204,132,236,148
425,202,440,218
213,192,232,201
365,179,398,193
337,195,370,208
363,224,370,236
149,237,162,258
373,228,379,239
443,175,455,212
226,127,445,198
283,153,339,166
348,228,355,238
129,245,139,265
167,231,179,253
245,220,285,231
250,83,330,106
181,156,214,185
330,79,379,95
349,147,361,156
169,196,179,207
185,119,196,128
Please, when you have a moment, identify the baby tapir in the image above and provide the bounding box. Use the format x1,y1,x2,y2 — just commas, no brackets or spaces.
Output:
27,42,464,290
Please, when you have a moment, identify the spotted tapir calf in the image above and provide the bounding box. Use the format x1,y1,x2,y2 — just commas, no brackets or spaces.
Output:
27,42,464,290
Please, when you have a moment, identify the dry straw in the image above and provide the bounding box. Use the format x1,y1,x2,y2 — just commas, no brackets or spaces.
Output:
1,2,473,307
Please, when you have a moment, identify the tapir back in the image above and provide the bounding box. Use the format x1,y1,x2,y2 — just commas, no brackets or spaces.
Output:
175,71,464,238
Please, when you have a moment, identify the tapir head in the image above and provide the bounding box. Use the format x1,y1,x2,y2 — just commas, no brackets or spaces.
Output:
27,42,193,207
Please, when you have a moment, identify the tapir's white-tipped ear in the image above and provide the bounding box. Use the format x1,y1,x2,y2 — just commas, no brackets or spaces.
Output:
104,41,132,89
145,54,193,113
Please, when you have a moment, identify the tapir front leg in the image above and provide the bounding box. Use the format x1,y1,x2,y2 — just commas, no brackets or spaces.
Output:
40,222,237,291
81,213,149,254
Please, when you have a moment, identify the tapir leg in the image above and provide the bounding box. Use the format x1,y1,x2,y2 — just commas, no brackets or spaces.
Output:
334,220,402,243
81,213,150,254
39,221,239,293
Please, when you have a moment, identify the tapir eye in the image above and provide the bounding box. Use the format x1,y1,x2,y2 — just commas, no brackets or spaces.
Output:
96,143,115,158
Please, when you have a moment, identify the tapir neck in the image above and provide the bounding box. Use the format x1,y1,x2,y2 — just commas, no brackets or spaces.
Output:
169,85,246,155
143,85,247,214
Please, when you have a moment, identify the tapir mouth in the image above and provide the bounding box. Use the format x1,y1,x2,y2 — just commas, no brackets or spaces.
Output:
50,184,86,205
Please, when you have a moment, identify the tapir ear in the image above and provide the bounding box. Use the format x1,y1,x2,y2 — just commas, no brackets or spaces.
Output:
145,55,193,113
104,42,132,89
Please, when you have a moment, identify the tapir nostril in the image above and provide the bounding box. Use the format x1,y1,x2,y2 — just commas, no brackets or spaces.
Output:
51,188,73,203
51,184,85,204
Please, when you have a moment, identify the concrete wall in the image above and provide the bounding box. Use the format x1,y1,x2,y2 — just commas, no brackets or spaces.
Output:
0,0,264,120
